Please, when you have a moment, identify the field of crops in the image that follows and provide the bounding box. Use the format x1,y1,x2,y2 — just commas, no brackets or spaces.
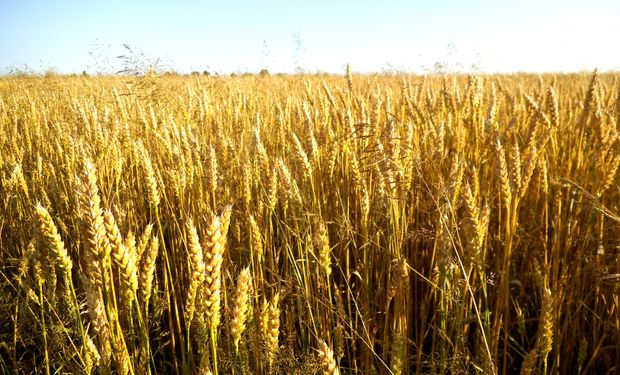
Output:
0,71,618,374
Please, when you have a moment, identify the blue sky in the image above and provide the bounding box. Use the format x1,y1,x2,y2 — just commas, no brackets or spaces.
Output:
1,0,619,74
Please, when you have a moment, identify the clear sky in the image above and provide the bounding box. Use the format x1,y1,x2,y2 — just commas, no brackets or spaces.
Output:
1,0,619,75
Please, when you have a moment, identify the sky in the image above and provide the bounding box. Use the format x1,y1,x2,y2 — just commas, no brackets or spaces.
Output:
0,0,619,75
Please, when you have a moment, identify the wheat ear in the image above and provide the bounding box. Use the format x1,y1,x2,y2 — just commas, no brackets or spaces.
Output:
203,213,224,330
104,209,138,304
265,292,280,368
34,203,72,275
315,220,331,278
77,160,109,290
249,214,263,265
185,219,205,326
140,235,159,314
317,339,340,375
230,267,252,353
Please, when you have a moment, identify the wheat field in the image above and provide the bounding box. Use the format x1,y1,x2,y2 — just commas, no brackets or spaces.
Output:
0,70,618,374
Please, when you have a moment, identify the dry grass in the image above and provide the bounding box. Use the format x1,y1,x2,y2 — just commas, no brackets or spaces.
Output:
0,71,619,374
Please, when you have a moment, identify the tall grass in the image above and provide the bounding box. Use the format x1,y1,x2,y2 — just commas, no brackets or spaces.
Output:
0,71,618,374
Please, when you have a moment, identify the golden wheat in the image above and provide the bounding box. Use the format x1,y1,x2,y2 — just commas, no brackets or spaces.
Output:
2,72,619,374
